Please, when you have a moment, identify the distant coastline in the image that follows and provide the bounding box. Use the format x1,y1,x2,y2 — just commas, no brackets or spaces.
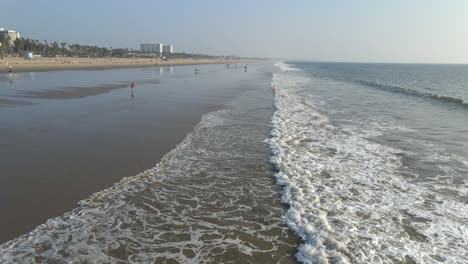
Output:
0,57,256,73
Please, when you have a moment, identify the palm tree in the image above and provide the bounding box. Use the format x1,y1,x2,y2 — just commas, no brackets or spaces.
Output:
60,42,67,55
13,38,24,53
0,35,10,54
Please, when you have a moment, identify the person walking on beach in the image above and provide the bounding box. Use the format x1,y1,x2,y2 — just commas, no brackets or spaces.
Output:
8,65,12,76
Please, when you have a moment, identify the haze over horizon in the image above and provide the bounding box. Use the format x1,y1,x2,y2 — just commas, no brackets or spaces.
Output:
2,0,468,64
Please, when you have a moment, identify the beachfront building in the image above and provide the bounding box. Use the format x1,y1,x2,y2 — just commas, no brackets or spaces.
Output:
140,43,163,53
24,52,42,60
0,28,20,48
162,44,173,54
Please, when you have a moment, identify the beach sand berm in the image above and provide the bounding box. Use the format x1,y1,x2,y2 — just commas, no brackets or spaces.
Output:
0,57,253,73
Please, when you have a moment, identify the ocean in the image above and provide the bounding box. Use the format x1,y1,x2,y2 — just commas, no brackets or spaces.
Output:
1,61,467,263
271,62,468,263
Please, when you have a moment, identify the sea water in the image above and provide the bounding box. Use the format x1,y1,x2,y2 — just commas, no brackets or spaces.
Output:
271,62,468,263
1,61,467,263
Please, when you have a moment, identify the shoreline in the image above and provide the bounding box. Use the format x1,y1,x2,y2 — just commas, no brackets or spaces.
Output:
0,57,256,73
0,63,254,243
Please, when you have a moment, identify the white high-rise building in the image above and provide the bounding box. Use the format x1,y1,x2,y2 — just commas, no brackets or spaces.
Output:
0,28,20,47
154,43,163,53
162,44,173,54
140,43,148,52
140,43,163,53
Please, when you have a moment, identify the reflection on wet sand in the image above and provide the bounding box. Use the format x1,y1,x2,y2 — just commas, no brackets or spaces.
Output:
159,66,174,74
19,80,162,100
0,72,36,84
0,98,34,106
19,83,130,100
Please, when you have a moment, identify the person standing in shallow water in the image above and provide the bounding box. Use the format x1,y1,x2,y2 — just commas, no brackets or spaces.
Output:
8,66,13,83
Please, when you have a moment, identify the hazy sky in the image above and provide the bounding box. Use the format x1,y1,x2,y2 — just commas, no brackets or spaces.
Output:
2,0,468,63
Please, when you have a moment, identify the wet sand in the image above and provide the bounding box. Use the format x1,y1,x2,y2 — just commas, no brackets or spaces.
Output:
0,65,252,243
0,57,253,73
0,63,300,263
0,98,33,106
20,83,134,100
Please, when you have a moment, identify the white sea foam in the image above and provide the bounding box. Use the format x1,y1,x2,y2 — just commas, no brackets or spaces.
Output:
270,62,468,263
274,62,301,72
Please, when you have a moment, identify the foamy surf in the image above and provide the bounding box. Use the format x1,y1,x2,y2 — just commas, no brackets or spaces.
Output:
270,62,468,263
275,62,301,72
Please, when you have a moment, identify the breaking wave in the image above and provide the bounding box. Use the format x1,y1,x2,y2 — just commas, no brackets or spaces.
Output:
357,80,468,107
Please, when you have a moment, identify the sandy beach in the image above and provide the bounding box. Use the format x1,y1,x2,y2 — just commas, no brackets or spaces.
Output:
0,64,253,243
0,63,300,262
0,57,252,73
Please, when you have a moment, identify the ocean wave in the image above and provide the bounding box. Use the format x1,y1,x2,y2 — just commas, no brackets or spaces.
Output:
270,63,468,263
274,62,301,72
431,94,467,105
356,80,468,107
